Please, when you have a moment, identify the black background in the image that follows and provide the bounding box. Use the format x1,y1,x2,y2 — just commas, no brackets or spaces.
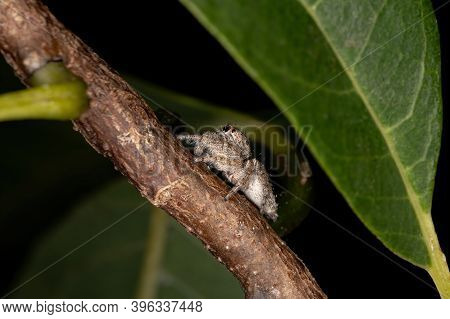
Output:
1,0,449,298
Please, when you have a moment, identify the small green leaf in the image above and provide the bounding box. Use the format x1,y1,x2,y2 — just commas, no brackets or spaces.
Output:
10,180,243,298
127,78,312,235
181,0,449,296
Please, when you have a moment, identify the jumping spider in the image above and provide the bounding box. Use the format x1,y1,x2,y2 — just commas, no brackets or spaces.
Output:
178,125,278,221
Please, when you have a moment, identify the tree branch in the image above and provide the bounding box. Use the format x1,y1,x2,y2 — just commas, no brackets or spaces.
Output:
0,0,326,298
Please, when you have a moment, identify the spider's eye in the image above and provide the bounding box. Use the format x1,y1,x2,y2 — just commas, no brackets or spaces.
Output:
223,125,232,132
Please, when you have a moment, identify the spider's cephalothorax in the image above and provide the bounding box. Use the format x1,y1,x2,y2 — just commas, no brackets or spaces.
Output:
178,125,278,221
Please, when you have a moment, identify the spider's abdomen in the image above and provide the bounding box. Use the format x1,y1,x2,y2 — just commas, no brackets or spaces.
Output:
244,176,265,208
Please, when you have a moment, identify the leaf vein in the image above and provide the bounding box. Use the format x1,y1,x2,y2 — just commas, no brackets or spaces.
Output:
354,0,388,63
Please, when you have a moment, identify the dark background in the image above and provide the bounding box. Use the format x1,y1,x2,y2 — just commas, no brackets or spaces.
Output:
1,0,449,298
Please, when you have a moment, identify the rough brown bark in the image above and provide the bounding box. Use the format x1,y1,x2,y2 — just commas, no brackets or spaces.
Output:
0,0,326,298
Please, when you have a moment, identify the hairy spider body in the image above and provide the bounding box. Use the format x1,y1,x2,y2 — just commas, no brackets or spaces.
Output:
178,125,278,221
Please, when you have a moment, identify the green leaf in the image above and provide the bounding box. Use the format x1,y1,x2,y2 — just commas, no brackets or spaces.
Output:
10,180,243,298
180,0,449,296
127,78,313,235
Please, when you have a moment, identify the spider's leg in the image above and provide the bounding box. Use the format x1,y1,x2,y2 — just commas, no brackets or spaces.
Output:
224,186,238,200
193,151,215,164
193,143,209,157
177,134,200,145
193,153,209,162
